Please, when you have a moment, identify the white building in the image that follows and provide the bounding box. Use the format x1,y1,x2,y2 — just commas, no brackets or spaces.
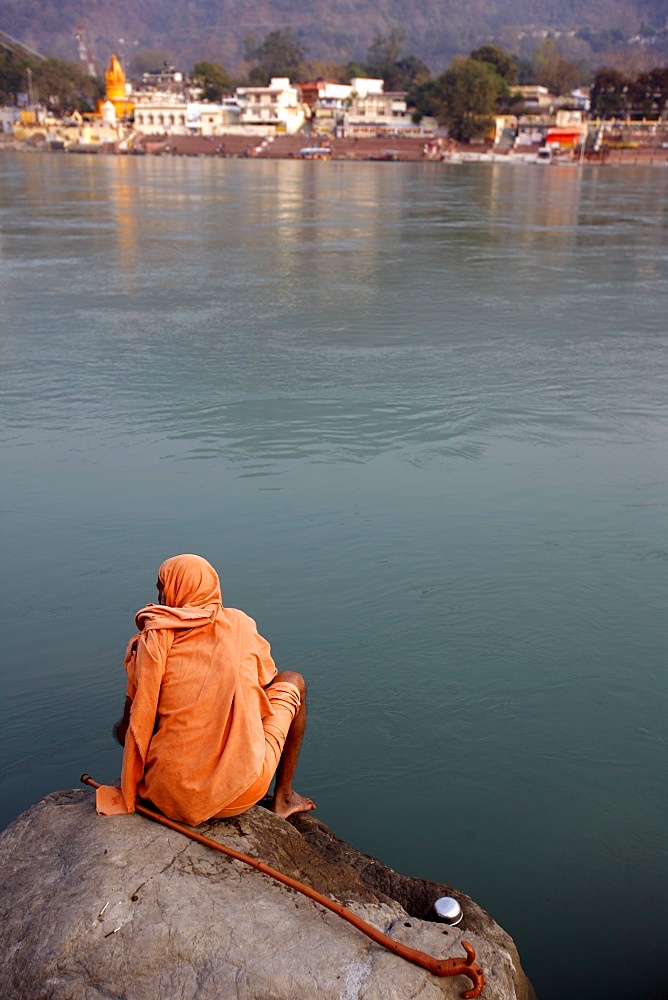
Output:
132,74,424,139
513,85,554,110
234,78,306,134
349,77,384,98
342,78,414,137
300,80,352,135
0,107,20,133
132,93,239,136
184,103,229,135
140,65,185,92
100,100,117,126
133,92,189,133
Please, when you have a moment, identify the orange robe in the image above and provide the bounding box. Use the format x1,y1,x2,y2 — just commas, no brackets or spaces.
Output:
97,601,278,826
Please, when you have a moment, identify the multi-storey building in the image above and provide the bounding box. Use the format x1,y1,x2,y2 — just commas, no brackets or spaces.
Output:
235,78,306,134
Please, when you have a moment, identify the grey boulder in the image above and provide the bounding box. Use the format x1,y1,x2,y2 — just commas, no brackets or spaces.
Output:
0,789,535,999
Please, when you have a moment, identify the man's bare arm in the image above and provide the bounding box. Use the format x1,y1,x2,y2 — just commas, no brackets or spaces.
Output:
113,697,132,746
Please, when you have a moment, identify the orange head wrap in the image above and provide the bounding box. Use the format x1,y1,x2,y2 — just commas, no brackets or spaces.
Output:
157,554,222,609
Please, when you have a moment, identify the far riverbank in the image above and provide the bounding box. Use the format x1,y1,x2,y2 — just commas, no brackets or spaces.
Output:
3,130,668,166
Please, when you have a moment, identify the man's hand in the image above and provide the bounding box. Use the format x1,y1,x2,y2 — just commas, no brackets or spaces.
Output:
113,697,132,746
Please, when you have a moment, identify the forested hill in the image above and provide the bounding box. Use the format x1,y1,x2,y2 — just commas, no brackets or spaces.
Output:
2,0,667,76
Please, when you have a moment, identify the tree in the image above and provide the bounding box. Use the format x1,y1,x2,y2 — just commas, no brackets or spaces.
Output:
0,49,28,104
591,64,668,118
408,76,440,120
244,28,305,85
1,52,99,112
590,67,631,116
30,57,100,112
648,66,668,117
516,57,535,85
364,30,430,91
344,60,367,82
301,60,350,85
365,29,406,81
433,57,504,140
630,66,668,117
532,39,581,96
191,61,232,101
470,45,518,85
394,55,432,91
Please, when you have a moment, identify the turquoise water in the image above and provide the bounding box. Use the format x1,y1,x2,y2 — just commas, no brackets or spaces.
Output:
1,152,667,999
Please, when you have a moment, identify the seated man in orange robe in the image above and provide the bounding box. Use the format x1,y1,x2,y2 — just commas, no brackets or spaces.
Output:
97,553,314,825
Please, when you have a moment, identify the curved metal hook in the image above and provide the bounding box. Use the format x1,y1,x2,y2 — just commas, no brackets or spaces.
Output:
433,940,485,997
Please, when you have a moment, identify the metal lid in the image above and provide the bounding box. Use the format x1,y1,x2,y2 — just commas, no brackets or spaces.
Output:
433,896,463,925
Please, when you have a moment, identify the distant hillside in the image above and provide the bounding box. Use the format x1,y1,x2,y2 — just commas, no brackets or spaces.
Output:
2,0,667,76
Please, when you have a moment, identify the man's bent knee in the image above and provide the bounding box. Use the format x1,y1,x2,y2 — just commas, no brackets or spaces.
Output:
273,670,306,699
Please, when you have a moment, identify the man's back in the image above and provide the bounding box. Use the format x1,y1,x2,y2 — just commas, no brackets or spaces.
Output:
137,606,278,825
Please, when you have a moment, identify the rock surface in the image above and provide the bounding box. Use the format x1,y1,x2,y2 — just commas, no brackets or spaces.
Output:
0,789,535,1000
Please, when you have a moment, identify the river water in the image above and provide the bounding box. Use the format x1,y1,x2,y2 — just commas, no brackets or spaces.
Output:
1,152,666,999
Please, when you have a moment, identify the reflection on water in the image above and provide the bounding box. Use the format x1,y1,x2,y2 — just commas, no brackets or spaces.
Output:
1,154,667,1000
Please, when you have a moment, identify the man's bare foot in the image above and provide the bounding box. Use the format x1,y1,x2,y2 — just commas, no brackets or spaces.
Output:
270,788,316,819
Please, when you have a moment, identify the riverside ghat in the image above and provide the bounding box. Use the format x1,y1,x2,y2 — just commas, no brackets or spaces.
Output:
4,51,668,166
105,130,668,164
0,783,536,1000
6,128,668,165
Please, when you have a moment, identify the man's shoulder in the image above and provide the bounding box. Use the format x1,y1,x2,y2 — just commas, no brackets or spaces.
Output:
221,607,257,631
222,608,270,648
